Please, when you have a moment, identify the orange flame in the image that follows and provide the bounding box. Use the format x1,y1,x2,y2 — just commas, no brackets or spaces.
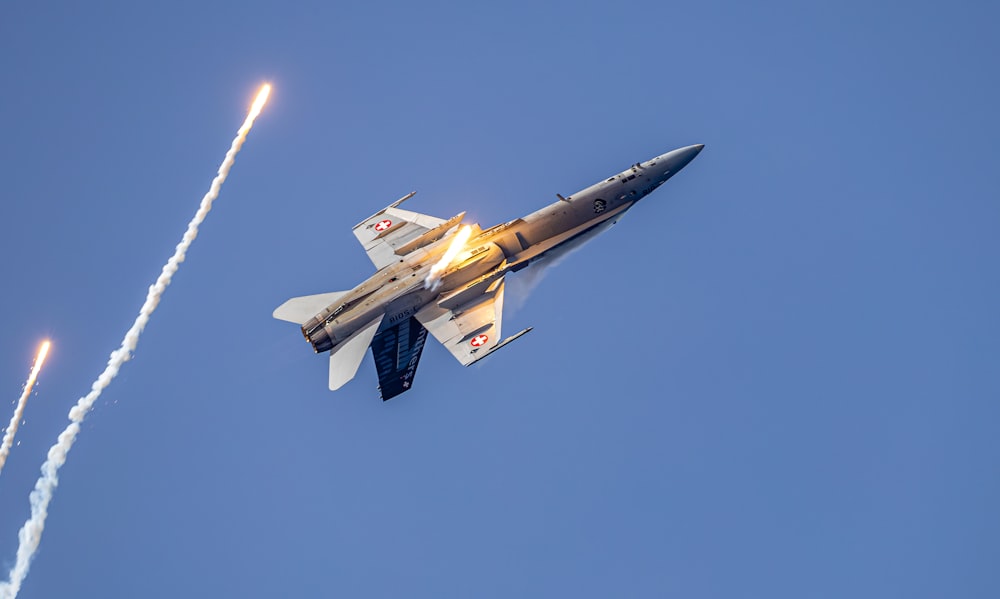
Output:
428,225,473,282
250,84,271,119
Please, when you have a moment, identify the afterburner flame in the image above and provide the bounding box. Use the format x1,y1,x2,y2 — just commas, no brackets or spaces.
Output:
0,340,52,476
426,225,473,289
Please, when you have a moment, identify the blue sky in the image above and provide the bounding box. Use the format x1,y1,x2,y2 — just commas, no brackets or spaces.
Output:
1,1,998,597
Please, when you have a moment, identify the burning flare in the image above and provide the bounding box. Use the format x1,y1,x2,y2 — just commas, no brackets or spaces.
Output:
425,225,473,289
0,341,51,476
249,84,271,121
0,83,271,599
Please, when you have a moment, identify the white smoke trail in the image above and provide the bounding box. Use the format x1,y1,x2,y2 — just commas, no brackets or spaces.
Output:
0,341,51,476
0,84,270,599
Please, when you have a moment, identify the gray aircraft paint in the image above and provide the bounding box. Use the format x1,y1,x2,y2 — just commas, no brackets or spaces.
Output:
274,144,704,399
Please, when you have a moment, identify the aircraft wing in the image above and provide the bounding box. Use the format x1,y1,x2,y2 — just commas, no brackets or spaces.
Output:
415,279,508,366
353,196,448,270
370,316,430,400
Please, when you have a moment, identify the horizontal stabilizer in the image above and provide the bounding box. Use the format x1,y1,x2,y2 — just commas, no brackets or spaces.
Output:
273,291,350,325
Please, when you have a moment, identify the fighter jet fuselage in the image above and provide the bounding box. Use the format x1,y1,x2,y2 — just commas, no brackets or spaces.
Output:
274,144,703,399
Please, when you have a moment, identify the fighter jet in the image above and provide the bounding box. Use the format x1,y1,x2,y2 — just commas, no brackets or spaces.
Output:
274,144,704,400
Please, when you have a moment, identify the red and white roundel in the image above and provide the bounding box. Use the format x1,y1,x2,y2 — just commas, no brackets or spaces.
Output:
470,334,489,348
374,219,392,232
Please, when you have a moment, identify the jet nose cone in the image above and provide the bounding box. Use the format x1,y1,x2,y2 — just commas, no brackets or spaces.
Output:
652,144,704,179
674,144,704,164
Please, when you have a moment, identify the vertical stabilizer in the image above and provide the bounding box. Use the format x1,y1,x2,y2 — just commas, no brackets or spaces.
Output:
273,291,350,325
329,314,384,390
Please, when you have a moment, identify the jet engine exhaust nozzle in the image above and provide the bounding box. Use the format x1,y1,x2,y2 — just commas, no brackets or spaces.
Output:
302,320,336,353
